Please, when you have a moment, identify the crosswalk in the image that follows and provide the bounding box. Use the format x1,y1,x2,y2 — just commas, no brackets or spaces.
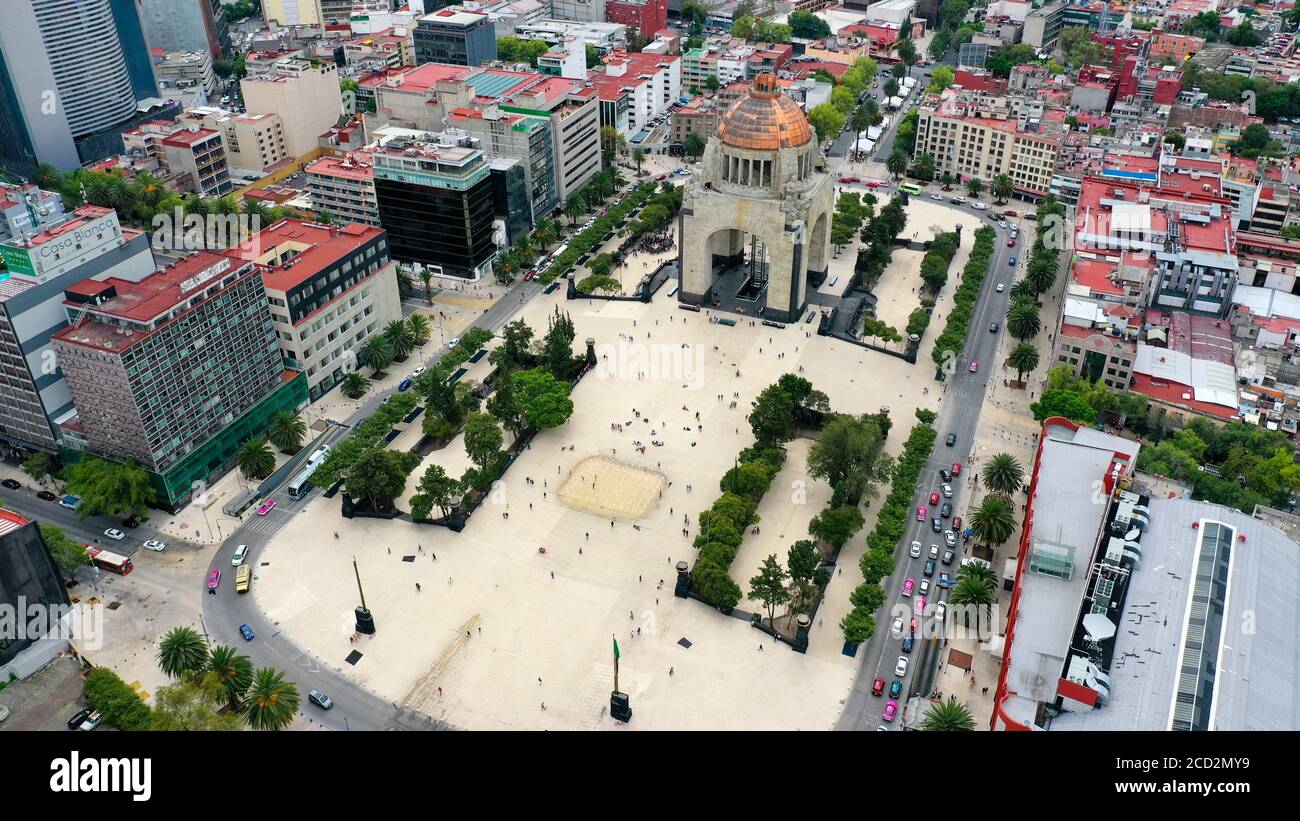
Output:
241,511,288,537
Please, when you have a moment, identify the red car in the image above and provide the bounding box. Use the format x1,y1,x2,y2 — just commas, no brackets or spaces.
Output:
952,462,961,477
953,515,963,531
872,676,885,696
838,176,861,183
1004,210,1018,218
655,174,667,181
929,491,941,506
523,270,535,280
1007,237,1017,247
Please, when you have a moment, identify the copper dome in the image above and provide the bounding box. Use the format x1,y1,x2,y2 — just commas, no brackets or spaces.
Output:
717,74,815,152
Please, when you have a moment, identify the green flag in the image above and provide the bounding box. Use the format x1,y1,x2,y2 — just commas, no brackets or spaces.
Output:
613,636,620,660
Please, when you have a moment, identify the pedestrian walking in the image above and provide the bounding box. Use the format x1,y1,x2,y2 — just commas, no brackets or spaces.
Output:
415,582,421,592
669,667,674,677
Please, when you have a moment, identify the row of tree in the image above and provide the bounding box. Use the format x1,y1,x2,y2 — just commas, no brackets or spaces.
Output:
854,194,908,288
930,225,997,368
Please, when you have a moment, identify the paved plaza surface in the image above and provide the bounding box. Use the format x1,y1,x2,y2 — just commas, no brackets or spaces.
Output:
254,216,979,728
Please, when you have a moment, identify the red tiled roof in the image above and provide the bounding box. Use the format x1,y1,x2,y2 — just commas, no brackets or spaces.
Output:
227,219,385,294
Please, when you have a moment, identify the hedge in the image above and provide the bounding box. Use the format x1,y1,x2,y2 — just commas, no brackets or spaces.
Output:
931,225,997,367
840,421,937,643
83,667,152,731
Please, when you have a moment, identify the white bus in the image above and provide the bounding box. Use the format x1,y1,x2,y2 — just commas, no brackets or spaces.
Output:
287,465,317,500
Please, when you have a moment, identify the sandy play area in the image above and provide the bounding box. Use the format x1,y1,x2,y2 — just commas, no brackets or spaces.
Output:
558,456,667,520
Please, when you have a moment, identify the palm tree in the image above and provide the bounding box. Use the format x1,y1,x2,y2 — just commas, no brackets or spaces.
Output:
920,696,977,731
393,266,414,299
983,453,1025,497
266,410,307,454
965,177,984,198
949,574,997,629
632,148,646,176
915,153,936,181
534,219,557,249
206,645,254,708
956,560,997,590
1009,277,1036,303
849,105,871,150
157,627,208,679
886,149,908,181
236,436,276,481
418,267,435,304
1026,257,1058,295
563,193,586,226
991,174,1014,204
341,371,370,399
1006,300,1042,340
407,313,432,346
242,667,300,730
383,318,416,361
358,335,395,375
898,37,918,79
970,495,1016,546
241,197,271,225
514,234,535,266
1007,342,1040,381
34,162,63,190
883,77,900,98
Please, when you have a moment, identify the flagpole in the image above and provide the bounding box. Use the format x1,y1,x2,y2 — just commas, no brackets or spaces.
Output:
613,633,619,693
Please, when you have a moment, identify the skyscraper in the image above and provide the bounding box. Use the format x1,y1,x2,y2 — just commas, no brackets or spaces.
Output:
139,0,231,61
0,0,148,176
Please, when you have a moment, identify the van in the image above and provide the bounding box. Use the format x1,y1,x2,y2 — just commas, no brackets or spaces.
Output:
232,544,250,566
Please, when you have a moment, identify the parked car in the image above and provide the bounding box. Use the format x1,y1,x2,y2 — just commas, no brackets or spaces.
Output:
0,478,20,490
872,677,885,697
895,656,909,677
59,495,81,510
398,379,413,392
951,196,966,204
953,515,963,531
143,539,166,552
901,578,915,597
946,433,957,446
1007,237,1017,247
239,624,255,641
655,174,667,181
67,707,93,730
998,220,1008,229
37,490,57,501
1004,210,1018,218
79,710,103,731
882,700,898,722
930,193,942,201
411,367,426,378
909,540,922,558
103,528,125,541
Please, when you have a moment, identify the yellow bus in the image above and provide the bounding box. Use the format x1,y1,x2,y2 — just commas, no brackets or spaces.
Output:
235,565,251,593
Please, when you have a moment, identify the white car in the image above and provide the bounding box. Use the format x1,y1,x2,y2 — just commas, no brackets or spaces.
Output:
972,201,988,210
929,193,942,201
998,220,1009,229
919,578,931,596
895,656,909,677
909,540,922,558
941,483,953,498
951,196,966,204
232,544,250,566
412,366,426,378
934,602,947,624
103,528,125,541
143,539,166,552
890,617,905,638
448,337,460,348
929,544,939,559
996,283,1005,293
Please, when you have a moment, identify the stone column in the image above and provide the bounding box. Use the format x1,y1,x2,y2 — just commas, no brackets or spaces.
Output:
673,560,691,598
792,614,811,653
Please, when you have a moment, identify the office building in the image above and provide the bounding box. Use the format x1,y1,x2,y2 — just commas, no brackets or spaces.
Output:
413,8,497,67
155,50,220,101
372,132,497,280
227,218,402,401
0,183,67,247
241,59,343,160
0,0,147,176
0,207,156,456
188,107,290,174
260,0,324,26
551,0,605,23
140,0,231,60
0,508,72,678
52,252,308,507
605,0,666,38
305,153,381,226
111,0,162,101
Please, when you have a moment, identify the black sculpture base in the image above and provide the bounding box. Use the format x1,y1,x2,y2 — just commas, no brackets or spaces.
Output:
610,690,632,723
355,606,376,635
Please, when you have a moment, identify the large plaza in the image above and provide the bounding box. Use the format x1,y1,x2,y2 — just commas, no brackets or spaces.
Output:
251,196,990,730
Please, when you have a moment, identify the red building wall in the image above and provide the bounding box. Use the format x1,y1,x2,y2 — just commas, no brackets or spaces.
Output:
606,0,667,40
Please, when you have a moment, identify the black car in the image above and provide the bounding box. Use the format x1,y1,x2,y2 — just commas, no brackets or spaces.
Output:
122,517,139,529
923,559,936,577
946,433,957,446
939,468,952,482
931,517,943,532
0,478,20,490
990,321,999,333
942,549,955,565
36,490,57,501
940,502,952,518
67,707,93,730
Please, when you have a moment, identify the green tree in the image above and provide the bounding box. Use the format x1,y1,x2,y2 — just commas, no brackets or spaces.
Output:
970,495,1016,546
345,447,419,511
840,606,876,643
927,65,955,93
1225,21,1261,47
886,149,908,181
1007,342,1040,381
407,313,432,346
749,554,790,627
341,371,370,399
983,453,1025,498
463,412,504,472
151,671,246,731
243,667,300,731
749,383,796,447
490,318,536,372
266,410,306,454
991,174,1014,204
808,103,845,142
920,696,977,730
205,645,254,708
21,452,55,485
39,524,90,576
157,626,209,679
949,572,996,627
358,334,395,375
563,192,586,225
383,318,416,361
808,505,865,549
1030,388,1098,423
83,667,152,731
410,464,462,521
541,307,578,379
965,177,983,198
1006,300,1041,340
236,436,276,481
941,170,955,190
64,456,156,519
632,147,646,176
684,132,706,157
788,10,831,39
497,36,551,66
513,368,575,429
807,414,891,503
897,37,918,77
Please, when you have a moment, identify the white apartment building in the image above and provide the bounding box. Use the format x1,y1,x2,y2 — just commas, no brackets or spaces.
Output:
241,58,343,159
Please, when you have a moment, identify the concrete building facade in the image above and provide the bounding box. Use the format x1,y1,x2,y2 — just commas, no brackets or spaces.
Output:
241,59,343,160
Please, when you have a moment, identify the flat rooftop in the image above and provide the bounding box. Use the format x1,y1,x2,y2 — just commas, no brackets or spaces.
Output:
227,219,385,294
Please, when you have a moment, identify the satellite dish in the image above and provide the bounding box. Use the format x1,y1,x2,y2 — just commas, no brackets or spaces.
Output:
1082,613,1116,643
